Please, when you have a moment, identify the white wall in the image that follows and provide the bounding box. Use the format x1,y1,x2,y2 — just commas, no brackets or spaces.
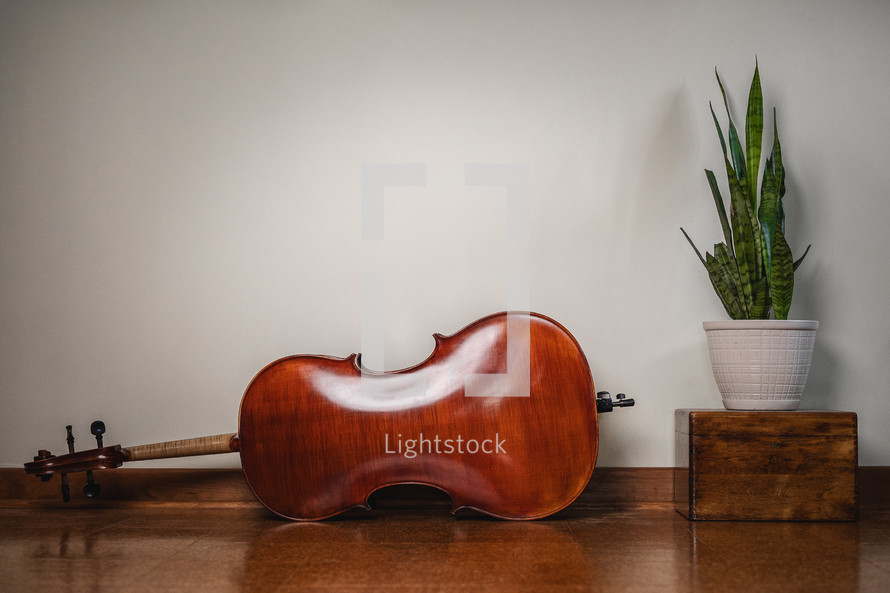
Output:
2,0,888,469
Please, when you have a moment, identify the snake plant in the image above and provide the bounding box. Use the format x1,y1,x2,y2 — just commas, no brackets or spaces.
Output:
682,62,810,320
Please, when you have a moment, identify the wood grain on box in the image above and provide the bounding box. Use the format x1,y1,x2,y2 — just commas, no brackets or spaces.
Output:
675,409,859,521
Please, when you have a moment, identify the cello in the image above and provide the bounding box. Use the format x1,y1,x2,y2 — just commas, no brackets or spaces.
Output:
24,312,633,520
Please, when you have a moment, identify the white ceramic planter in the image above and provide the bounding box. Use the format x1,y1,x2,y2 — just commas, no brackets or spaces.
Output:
703,320,819,411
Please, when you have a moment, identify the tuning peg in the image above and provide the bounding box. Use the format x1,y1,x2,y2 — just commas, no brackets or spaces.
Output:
614,393,635,408
61,474,71,503
60,425,76,502
90,420,106,448
33,450,53,482
83,471,101,498
82,421,106,498
595,390,636,413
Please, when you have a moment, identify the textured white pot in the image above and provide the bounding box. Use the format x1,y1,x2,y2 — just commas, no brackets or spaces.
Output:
703,320,819,411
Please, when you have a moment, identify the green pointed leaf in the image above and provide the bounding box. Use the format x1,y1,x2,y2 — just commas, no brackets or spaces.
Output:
771,108,787,236
729,128,747,197
758,160,779,275
716,69,748,203
770,226,794,319
777,194,786,235
716,68,730,119
707,245,745,319
710,103,728,162
681,227,707,266
705,169,733,249
793,244,811,271
746,62,764,211
725,158,758,313
772,108,785,198
727,122,747,204
683,230,745,319
714,241,745,304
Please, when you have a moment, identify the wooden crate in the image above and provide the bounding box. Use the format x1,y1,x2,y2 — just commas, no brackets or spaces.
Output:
675,409,858,521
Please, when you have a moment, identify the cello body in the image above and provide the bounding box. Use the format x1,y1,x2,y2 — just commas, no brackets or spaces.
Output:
237,311,598,520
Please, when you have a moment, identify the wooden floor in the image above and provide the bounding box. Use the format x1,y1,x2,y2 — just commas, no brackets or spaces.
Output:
2,501,889,592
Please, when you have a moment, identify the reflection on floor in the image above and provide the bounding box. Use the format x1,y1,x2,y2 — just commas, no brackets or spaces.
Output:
2,503,888,592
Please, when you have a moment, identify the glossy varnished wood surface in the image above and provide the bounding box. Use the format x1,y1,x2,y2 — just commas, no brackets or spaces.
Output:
6,466,890,510
2,503,889,592
0,467,679,509
238,312,598,520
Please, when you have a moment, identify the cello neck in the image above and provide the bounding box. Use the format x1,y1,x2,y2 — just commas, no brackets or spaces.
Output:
24,432,241,479
121,433,239,462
